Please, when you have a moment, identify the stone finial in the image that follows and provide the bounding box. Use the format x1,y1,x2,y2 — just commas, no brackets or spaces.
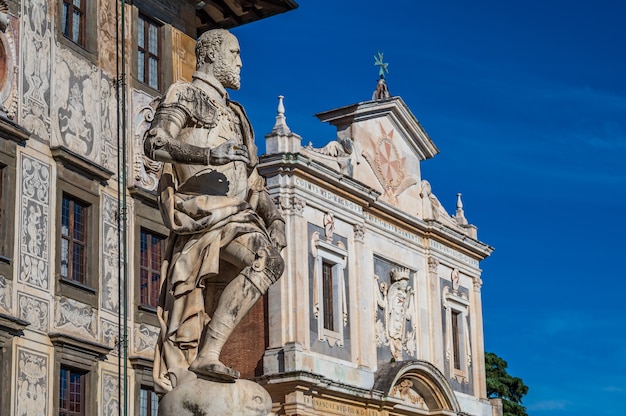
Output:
455,193,468,225
271,95,291,135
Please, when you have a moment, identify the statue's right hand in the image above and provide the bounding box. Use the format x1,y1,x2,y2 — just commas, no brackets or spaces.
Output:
208,139,250,165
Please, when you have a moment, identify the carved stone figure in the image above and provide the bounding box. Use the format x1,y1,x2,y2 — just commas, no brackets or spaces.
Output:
376,268,416,360
144,29,286,396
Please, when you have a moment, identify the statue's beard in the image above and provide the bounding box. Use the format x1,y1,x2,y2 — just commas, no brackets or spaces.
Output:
214,60,240,90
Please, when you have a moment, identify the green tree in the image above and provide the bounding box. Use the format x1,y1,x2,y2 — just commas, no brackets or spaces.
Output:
485,352,529,416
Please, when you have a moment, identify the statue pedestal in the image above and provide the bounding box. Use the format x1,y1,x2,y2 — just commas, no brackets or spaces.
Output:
158,374,273,416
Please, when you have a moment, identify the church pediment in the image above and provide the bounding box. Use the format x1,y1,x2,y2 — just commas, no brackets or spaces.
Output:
313,97,440,213
315,97,438,162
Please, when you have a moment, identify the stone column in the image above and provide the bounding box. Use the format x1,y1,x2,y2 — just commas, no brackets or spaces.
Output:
427,256,444,370
471,275,487,398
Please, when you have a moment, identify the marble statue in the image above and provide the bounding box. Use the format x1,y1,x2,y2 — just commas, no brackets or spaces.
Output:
144,29,286,399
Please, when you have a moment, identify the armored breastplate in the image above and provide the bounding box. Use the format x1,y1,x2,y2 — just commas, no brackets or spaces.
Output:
175,101,248,200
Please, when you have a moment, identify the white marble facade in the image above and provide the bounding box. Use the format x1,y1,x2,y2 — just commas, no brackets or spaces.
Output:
261,95,495,415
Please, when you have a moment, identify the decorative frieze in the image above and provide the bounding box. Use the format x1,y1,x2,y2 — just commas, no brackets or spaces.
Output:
17,291,48,333
134,323,159,355
100,318,119,356
132,90,161,191
51,47,99,159
0,13,19,119
101,193,120,313
0,274,11,312
15,347,49,416
97,0,120,76
18,155,50,290
102,370,120,416
98,76,118,172
55,296,97,339
20,0,52,141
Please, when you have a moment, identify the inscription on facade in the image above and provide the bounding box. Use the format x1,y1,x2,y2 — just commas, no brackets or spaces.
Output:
430,240,478,267
294,177,363,214
364,212,422,245
312,398,374,416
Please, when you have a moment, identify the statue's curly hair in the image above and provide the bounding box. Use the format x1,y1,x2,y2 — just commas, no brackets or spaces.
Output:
196,29,229,66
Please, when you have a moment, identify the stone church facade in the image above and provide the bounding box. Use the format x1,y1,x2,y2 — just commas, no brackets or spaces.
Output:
254,94,497,416
0,0,499,415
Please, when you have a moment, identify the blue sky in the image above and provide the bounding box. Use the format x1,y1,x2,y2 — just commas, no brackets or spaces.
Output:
229,1,626,414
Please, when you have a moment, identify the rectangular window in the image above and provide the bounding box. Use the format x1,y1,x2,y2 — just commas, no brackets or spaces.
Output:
311,233,348,348
322,261,334,331
140,229,164,308
60,195,88,283
59,366,86,416
61,0,85,46
138,15,160,90
139,386,159,416
451,310,461,370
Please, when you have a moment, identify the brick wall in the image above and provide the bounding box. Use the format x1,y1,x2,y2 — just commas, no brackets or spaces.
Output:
221,294,268,378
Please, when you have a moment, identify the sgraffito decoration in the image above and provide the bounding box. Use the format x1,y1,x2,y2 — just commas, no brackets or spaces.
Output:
19,155,50,290
15,347,48,416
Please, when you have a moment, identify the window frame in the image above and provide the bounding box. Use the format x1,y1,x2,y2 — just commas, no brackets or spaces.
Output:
131,187,169,327
139,227,165,309
139,385,159,416
61,0,86,47
131,9,173,94
137,14,161,91
50,333,111,416
131,356,158,416
442,284,472,383
60,194,89,284
59,365,87,416
451,309,462,371
56,0,97,60
311,232,348,347
0,139,18,279
53,149,104,308
321,260,334,331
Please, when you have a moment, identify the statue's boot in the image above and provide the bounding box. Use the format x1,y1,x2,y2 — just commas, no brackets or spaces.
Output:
189,272,259,381
189,247,284,381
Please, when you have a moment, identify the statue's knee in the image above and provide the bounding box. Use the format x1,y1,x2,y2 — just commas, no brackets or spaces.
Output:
244,245,284,293
253,245,284,282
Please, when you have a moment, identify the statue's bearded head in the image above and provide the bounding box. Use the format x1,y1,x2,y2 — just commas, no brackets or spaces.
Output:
196,29,242,90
